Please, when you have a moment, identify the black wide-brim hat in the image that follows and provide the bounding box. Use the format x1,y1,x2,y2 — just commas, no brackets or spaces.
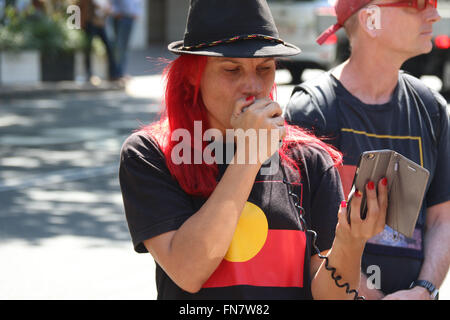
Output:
168,0,301,58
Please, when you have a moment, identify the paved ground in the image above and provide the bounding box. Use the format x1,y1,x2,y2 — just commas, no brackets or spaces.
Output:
0,89,161,299
0,60,449,299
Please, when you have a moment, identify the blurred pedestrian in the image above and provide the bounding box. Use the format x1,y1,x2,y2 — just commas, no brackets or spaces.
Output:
110,0,141,81
31,0,44,11
79,0,116,82
285,0,450,300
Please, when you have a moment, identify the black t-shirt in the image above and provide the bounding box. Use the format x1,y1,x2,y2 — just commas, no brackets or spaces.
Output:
119,131,344,299
285,72,450,294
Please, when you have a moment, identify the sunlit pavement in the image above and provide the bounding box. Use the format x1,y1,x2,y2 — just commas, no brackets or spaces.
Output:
0,70,448,300
0,90,156,299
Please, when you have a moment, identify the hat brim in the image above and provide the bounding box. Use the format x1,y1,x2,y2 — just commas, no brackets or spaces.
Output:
168,39,301,58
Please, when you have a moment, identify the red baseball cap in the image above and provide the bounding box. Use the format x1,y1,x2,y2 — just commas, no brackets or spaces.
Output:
316,0,373,45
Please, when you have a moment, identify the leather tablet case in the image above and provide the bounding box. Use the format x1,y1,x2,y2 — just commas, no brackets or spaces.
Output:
352,150,429,238
385,152,429,238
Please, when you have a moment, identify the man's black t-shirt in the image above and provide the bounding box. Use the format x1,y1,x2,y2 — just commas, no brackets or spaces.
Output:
119,131,344,299
285,72,450,294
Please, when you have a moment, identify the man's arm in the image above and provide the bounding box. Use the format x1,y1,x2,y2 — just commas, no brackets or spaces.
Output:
416,201,450,294
383,200,450,300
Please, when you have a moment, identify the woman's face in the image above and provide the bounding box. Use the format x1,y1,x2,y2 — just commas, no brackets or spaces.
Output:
199,57,276,133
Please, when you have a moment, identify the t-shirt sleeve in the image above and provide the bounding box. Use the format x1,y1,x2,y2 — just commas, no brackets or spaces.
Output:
310,165,343,253
299,146,344,254
283,88,328,137
119,132,196,253
425,95,450,207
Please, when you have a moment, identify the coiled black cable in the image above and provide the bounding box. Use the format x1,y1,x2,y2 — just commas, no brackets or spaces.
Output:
283,177,365,300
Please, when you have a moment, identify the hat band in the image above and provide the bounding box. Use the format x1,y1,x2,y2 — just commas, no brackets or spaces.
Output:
181,34,286,51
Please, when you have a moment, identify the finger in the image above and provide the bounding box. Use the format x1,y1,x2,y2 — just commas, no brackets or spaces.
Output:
377,177,388,214
259,101,282,118
349,189,363,226
270,116,285,127
278,125,287,141
233,96,257,116
364,180,379,223
337,200,350,230
242,99,276,119
376,177,388,230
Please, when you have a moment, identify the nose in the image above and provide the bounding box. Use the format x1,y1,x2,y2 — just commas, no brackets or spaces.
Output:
241,72,264,98
424,6,441,24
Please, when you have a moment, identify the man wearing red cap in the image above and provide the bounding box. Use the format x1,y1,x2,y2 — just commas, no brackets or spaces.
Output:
285,0,450,299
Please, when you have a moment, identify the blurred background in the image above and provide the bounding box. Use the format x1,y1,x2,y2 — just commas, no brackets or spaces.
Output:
0,0,449,299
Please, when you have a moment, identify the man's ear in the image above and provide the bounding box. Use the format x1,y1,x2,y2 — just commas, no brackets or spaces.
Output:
358,5,381,38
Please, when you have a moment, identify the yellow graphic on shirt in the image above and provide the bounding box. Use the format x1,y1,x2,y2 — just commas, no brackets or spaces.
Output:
341,128,424,166
224,201,269,263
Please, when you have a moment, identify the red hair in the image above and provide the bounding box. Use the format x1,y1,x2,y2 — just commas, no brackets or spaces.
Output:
142,55,342,197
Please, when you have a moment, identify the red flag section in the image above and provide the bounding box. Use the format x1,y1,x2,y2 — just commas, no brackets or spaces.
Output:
338,164,357,197
202,229,306,288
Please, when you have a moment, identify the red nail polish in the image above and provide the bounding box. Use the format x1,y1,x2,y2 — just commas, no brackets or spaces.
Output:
246,95,255,101
355,190,362,197
368,181,375,190
341,200,347,208
382,177,388,186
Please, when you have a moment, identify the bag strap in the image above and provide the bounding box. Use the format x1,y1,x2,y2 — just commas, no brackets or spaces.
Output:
401,72,442,147
292,71,340,137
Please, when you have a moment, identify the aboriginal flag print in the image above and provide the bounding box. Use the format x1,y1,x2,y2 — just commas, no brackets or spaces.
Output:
202,181,307,289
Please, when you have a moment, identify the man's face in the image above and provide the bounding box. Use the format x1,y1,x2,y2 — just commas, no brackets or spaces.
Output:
372,0,441,58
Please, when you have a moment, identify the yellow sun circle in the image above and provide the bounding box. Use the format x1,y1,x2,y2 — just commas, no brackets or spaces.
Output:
224,201,269,263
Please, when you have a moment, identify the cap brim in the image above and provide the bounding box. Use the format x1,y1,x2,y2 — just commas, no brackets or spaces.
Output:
168,39,301,58
316,24,342,45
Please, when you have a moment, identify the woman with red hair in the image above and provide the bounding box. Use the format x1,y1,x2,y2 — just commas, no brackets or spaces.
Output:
119,0,388,300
